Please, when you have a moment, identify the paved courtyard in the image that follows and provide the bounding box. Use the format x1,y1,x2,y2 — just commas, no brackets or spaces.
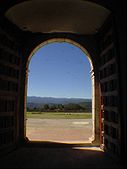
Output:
26,118,93,143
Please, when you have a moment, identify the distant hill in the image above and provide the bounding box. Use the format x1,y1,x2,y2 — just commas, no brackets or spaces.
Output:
27,96,92,111
27,96,91,105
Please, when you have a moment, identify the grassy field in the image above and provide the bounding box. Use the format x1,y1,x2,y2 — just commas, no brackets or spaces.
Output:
26,112,92,119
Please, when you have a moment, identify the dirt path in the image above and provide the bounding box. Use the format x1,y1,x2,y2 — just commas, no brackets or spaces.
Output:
26,119,93,143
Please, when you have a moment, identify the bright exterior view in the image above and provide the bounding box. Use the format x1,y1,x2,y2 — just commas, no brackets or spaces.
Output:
26,42,92,143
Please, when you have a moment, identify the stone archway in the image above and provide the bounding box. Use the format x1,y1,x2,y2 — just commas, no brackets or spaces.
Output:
24,38,101,146
0,0,126,164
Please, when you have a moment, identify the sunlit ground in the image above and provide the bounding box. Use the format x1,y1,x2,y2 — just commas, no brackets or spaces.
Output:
26,112,93,143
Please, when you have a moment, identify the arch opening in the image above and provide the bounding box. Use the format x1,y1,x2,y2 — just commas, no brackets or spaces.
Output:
25,38,98,144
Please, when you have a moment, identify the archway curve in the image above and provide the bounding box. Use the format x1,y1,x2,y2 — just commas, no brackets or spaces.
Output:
27,38,93,70
25,38,99,145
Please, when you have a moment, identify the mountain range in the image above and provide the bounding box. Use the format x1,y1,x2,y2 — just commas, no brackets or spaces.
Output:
27,96,92,111
27,96,91,105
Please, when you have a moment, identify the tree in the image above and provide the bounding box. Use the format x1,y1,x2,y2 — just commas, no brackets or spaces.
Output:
50,104,56,111
43,104,49,111
57,104,64,111
64,103,83,112
33,107,38,111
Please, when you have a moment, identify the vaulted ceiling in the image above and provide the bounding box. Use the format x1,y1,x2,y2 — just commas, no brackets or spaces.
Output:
3,0,110,34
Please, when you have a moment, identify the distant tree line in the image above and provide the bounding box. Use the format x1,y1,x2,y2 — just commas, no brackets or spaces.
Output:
27,103,91,112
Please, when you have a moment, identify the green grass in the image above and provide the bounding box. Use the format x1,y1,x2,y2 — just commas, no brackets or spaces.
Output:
26,112,92,119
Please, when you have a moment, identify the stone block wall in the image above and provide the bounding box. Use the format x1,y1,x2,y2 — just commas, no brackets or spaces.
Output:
99,16,120,157
0,25,21,153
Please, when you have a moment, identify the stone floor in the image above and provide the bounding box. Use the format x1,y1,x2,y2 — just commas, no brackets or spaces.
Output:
0,143,125,169
0,118,125,169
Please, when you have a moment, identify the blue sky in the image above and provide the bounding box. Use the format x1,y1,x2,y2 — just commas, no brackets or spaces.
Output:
27,42,92,99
